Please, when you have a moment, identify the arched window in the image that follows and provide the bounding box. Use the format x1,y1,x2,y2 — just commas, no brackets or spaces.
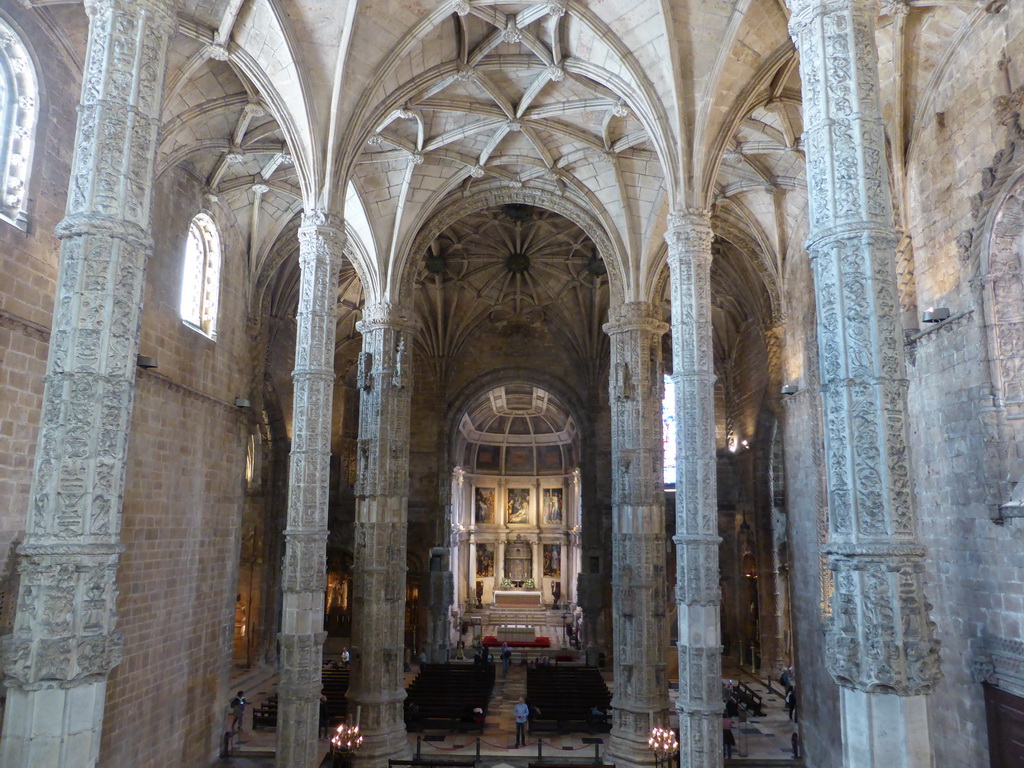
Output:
0,18,38,230
180,212,222,337
663,373,676,486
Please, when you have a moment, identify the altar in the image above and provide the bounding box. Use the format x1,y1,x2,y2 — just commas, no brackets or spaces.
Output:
497,624,536,643
494,589,543,607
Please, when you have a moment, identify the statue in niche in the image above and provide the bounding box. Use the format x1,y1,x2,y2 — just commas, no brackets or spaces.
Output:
504,536,532,585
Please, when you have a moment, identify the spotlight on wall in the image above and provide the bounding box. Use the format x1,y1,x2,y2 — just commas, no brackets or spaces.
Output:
136,355,158,369
780,384,797,396
234,397,251,408
922,307,950,323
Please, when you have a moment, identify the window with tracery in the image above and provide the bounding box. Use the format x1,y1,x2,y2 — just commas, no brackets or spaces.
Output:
0,18,38,230
180,212,222,337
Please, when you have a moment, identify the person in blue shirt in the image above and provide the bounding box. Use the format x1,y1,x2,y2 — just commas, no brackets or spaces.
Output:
513,696,529,747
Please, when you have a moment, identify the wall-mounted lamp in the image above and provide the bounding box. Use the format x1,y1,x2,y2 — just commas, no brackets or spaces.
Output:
234,397,251,408
922,307,950,323
781,384,797,396
136,355,158,369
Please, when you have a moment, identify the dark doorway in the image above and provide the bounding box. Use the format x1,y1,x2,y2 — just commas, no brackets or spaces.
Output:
985,683,1024,768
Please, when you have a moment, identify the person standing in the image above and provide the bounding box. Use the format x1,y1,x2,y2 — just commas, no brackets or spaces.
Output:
501,642,512,676
514,696,529,747
785,686,797,722
318,694,330,739
229,690,247,734
722,712,736,759
340,647,350,667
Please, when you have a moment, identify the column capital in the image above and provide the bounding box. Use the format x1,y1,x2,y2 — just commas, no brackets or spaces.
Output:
602,301,667,336
787,0,876,35
300,208,344,232
83,0,179,37
357,301,419,335
298,209,346,262
665,208,713,254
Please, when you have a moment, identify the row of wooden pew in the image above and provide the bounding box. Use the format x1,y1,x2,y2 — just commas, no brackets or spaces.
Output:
526,666,612,734
252,665,351,729
404,663,495,733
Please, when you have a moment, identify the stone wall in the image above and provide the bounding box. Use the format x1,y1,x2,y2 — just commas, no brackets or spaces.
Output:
900,5,1024,765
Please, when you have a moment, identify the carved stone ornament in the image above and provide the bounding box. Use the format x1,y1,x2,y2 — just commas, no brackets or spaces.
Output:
349,300,419,768
206,43,230,61
787,0,941,715
665,209,723,768
1,1,176,764
277,207,345,768
878,0,909,19
602,301,671,766
546,0,567,17
501,17,523,44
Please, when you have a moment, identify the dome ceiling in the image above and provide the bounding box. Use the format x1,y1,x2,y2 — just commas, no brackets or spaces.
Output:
458,384,577,475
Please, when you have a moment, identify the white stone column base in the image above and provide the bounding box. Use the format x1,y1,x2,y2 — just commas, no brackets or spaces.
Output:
841,688,933,768
0,682,106,768
606,721,659,768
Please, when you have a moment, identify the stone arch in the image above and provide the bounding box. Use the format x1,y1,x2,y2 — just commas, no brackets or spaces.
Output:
0,12,39,230
980,171,1024,412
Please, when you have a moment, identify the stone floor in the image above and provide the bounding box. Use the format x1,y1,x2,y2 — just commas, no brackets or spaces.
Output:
221,658,803,767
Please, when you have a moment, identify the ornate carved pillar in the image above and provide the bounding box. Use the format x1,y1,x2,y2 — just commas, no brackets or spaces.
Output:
603,302,669,766
349,302,417,766
759,322,786,678
666,210,722,768
276,212,343,768
787,2,941,764
426,547,453,664
0,2,175,766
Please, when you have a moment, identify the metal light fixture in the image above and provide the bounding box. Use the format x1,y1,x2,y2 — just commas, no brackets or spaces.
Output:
136,355,158,369
922,307,950,323
649,726,679,768
234,398,251,408
331,720,363,768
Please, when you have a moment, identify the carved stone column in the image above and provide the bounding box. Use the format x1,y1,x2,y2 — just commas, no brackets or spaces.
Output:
787,2,941,764
0,3,175,766
760,322,786,678
349,302,417,766
603,302,669,766
666,210,722,768
426,547,453,664
276,212,343,767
